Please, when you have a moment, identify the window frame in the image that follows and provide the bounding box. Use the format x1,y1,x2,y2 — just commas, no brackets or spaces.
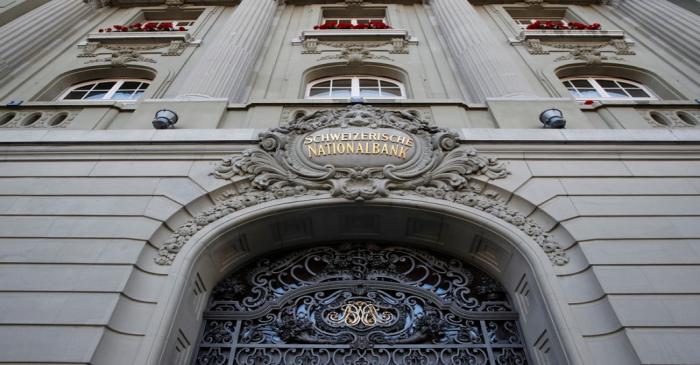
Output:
561,77,657,101
59,78,151,102
305,76,406,100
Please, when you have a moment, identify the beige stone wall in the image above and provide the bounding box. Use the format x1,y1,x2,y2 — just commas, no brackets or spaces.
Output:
0,130,699,364
0,1,697,131
0,1,699,364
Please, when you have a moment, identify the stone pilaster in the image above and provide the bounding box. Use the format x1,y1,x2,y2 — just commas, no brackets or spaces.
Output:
175,0,278,101
429,0,534,102
610,0,700,74
0,0,94,81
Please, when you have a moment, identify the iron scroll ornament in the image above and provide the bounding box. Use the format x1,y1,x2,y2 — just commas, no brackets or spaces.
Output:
154,105,568,266
194,243,530,365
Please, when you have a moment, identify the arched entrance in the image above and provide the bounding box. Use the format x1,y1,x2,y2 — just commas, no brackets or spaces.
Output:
193,242,529,364
135,197,589,365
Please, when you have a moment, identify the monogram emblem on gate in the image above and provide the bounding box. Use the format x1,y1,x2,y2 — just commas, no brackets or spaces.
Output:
326,300,395,328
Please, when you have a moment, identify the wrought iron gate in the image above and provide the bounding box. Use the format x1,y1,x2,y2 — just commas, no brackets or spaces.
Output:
193,243,529,365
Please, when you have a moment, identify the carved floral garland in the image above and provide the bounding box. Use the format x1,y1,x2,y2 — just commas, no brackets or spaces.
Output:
154,105,568,266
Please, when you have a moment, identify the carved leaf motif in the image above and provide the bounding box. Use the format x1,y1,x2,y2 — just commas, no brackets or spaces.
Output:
155,105,568,267
387,148,509,191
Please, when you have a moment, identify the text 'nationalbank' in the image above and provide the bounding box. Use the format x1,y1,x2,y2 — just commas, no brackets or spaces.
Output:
303,132,414,159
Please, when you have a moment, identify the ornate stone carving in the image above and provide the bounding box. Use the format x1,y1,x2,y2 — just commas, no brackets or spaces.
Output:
155,187,319,265
389,37,409,54
523,39,546,55
609,39,635,55
317,45,393,65
399,187,569,266
553,47,623,65
213,105,498,201
162,40,188,56
78,41,101,57
155,105,569,266
523,39,635,64
78,41,190,58
85,49,156,66
302,38,320,54
302,40,409,56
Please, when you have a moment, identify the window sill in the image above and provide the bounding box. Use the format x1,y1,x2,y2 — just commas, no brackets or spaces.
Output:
515,29,625,42
294,29,416,43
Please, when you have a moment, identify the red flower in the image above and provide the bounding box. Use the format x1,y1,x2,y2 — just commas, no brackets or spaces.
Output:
568,21,587,30
313,20,391,30
178,26,186,31
316,20,337,29
368,21,390,29
143,22,158,31
98,29,104,33
157,22,174,31
526,19,602,31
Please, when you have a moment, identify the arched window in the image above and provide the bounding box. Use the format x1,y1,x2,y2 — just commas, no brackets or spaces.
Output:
59,79,150,101
306,76,405,99
561,77,656,101
192,244,530,364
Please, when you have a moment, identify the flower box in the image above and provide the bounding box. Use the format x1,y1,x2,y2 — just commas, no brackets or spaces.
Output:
526,21,601,31
313,20,392,30
98,22,187,33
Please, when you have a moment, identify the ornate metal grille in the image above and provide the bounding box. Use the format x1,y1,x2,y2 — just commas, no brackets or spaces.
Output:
193,243,529,365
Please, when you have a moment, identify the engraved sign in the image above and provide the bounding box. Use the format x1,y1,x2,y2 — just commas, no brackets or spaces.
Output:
299,127,416,168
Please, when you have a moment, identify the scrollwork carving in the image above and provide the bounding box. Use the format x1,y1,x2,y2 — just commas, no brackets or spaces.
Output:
155,105,568,266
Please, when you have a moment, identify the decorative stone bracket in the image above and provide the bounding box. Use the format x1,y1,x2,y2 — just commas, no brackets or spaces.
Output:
154,105,569,267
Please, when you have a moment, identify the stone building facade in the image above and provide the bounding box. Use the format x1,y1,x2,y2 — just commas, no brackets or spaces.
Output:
0,0,699,364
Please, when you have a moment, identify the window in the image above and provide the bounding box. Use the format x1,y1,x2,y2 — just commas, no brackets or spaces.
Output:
60,79,150,101
306,76,405,99
97,8,203,32
562,77,656,101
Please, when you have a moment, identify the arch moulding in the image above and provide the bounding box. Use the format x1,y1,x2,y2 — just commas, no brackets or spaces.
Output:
134,104,591,365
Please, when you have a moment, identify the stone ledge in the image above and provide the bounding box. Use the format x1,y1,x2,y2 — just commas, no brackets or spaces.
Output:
294,29,416,43
2,129,700,144
514,29,625,43
86,31,192,43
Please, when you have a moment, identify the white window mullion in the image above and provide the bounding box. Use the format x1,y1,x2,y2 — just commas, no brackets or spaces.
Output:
351,77,360,98
590,79,609,99
103,80,122,100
